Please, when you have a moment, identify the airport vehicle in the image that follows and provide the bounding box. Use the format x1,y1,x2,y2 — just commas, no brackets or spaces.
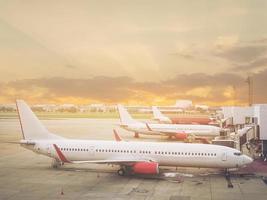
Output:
152,106,215,125
16,100,252,176
118,105,222,140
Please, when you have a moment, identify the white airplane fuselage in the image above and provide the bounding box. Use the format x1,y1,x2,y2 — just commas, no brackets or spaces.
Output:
24,139,251,169
122,123,221,137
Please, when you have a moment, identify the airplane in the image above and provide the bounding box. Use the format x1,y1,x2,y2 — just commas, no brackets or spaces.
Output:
16,100,252,176
152,106,216,125
118,104,222,140
129,100,208,114
152,106,172,124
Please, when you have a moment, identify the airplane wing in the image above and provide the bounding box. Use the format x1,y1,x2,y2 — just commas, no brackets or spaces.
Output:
53,144,153,165
71,158,152,165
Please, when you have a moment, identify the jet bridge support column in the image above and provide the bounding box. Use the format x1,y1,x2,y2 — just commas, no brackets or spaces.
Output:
262,140,267,161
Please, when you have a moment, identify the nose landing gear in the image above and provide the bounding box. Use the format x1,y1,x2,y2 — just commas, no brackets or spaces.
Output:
51,158,63,168
224,169,233,188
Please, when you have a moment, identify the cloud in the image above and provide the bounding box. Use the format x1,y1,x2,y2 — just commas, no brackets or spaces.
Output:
169,51,196,60
252,69,267,103
251,37,267,44
163,73,243,89
214,36,239,50
212,37,267,72
64,64,77,69
6,76,135,103
215,44,267,63
233,57,267,71
1,70,267,105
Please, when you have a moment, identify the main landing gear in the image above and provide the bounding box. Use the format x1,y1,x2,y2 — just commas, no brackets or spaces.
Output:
117,166,132,176
117,168,125,176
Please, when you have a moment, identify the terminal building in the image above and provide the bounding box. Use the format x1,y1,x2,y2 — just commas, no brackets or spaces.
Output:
220,105,267,160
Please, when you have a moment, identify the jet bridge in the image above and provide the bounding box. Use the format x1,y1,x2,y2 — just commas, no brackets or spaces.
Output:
221,104,267,161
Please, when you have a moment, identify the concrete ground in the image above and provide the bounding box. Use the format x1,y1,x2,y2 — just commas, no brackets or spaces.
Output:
0,118,267,200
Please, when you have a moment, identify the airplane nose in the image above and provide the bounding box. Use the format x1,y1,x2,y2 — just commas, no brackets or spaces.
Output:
243,155,253,165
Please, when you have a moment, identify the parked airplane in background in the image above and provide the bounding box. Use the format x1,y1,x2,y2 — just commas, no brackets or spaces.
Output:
16,100,252,176
152,106,216,125
130,100,210,113
152,106,172,123
118,105,222,141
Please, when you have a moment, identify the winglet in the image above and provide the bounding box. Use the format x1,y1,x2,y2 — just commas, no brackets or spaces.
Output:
113,129,123,141
53,144,70,163
145,123,153,131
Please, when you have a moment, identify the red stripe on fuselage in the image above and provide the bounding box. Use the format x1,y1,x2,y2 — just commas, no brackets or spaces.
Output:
53,144,70,163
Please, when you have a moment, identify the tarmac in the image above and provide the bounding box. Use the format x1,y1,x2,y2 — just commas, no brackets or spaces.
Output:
0,118,267,200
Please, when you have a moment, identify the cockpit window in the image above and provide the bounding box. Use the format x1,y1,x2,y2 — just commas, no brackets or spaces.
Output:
234,152,241,156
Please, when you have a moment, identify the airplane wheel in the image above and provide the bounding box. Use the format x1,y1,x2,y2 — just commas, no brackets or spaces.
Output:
117,168,125,176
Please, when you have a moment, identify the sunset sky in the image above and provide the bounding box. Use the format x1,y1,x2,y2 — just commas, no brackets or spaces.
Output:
0,0,267,105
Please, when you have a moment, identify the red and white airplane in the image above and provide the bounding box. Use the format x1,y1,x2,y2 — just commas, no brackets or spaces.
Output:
16,100,252,176
152,106,216,125
118,105,222,140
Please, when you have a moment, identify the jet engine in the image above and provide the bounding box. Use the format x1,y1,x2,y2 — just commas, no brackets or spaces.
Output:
174,132,188,140
132,162,159,175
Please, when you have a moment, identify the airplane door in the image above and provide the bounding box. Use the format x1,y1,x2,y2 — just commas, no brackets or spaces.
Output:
43,144,52,156
221,152,227,161
47,146,51,156
89,146,95,155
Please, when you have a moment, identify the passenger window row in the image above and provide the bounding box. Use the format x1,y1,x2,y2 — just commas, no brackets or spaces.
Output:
95,149,217,157
60,148,89,152
154,151,216,156
59,147,217,157
96,149,137,153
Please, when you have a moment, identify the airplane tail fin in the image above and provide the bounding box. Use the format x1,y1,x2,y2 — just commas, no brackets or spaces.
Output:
152,106,171,123
152,106,165,120
16,100,63,140
117,104,137,125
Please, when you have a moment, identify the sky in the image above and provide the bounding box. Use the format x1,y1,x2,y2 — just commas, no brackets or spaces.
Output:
0,0,267,105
